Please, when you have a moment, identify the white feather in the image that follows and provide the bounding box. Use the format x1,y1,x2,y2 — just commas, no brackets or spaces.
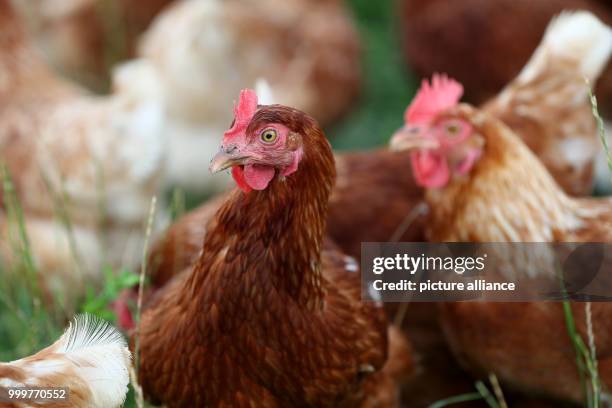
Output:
518,11,612,84
255,78,276,105
1,314,131,408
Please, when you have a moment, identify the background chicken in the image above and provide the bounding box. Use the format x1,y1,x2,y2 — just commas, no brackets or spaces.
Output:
12,0,172,89
0,314,131,408
136,90,412,407
0,0,166,309
116,0,361,194
390,75,612,404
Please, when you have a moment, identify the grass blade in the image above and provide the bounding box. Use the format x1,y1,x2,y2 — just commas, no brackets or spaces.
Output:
428,392,483,408
475,380,500,408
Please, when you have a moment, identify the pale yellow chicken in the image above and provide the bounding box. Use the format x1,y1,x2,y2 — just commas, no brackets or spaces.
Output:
0,0,167,309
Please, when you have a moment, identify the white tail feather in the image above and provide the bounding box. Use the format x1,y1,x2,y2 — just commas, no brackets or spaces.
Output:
255,78,276,105
58,314,126,352
1,314,131,408
518,11,612,83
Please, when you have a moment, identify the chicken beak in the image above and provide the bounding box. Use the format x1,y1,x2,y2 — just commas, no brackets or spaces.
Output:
209,147,246,173
389,127,439,152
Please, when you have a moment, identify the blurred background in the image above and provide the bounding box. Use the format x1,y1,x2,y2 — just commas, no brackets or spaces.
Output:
1,0,612,406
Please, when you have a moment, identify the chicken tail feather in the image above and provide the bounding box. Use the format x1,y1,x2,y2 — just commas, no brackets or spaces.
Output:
519,11,612,83
0,314,131,408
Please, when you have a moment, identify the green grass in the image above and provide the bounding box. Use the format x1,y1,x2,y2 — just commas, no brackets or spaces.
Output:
328,0,417,150
429,376,507,408
0,165,63,360
557,82,609,408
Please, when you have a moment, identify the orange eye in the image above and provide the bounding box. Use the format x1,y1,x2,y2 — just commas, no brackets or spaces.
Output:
260,128,278,143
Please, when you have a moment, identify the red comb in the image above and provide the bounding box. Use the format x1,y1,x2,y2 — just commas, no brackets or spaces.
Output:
223,89,258,144
405,74,463,125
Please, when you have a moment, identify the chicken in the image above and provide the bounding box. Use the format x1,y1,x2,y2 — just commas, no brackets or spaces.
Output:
136,90,411,407
389,74,612,403
400,0,612,116
0,0,166,308
0,314,131,408
12,0,172,89
116,0,361,194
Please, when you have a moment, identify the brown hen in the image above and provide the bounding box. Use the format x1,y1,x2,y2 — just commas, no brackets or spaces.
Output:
136,91,411,407
390,74,612,403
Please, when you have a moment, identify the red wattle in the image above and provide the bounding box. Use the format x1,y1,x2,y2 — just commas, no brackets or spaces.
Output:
232,165,275,192
232,166,252,193
244,164,275,190
410,151,450,188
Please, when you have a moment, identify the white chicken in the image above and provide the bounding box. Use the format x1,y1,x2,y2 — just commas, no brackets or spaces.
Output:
0,0,167,309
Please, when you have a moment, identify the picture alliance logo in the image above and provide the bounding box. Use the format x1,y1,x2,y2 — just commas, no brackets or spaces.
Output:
363,243,612,301
371,253,488,275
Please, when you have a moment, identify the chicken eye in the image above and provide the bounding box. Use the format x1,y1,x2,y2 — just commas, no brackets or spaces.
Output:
260,128,278,144
445,122,462,136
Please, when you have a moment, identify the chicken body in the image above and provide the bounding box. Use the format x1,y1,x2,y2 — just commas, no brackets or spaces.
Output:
137,102,410,407
0,1,166,308
116,0,361,194
0,314,131,408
